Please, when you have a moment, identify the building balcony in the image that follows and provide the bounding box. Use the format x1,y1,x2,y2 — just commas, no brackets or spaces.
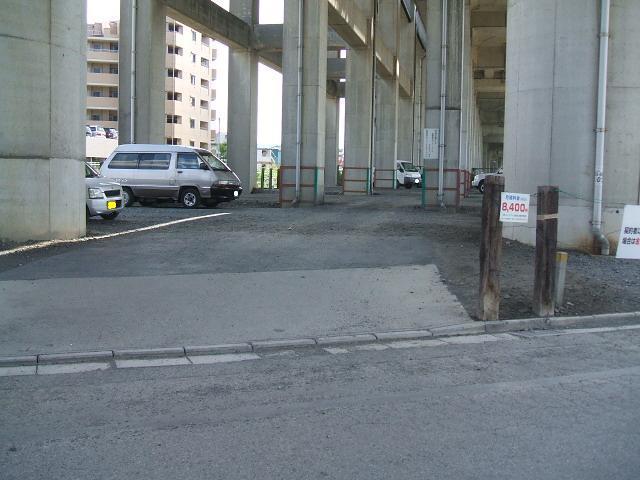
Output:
87,49,118,63
86,96,119,110
87,72,118,87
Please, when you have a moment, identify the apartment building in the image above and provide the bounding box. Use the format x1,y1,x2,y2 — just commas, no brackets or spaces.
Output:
86,19,218,148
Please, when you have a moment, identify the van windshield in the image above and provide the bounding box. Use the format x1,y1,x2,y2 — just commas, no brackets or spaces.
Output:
400,162,419,172
198,151,229,171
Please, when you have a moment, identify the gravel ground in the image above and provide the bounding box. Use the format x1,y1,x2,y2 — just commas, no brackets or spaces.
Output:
1,191,639,320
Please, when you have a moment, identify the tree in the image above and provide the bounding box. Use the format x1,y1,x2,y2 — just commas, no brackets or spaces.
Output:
218,142,228,160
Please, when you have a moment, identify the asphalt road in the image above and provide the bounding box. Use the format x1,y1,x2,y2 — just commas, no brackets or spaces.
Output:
2,328,639,479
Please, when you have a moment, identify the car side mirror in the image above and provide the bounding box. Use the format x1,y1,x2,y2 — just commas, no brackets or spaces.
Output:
199,163,209,170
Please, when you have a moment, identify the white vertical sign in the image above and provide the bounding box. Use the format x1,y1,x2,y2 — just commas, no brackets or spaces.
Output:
499,192,531,223
617,205,640,259
423,128,439,160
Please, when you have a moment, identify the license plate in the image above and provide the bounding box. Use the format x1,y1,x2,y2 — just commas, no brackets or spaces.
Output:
233,191,239,197
107,201,117,210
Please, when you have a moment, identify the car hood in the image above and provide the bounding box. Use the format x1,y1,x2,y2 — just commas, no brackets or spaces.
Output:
85,177,121,189
214,169,242,185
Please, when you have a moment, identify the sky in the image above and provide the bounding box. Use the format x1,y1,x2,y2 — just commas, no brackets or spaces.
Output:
87,0,343,148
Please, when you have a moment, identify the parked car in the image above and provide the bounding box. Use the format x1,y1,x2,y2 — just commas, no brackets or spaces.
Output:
396,160,422,189
85,162,124,220
85,126,93,136
100,144,243,208
104,127,118,139
88,125,106,137
472,168,504,194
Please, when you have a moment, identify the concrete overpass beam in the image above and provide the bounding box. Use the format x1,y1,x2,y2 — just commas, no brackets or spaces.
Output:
120,0,166,144
227,0,259,190
280,0,328,205
0,0,86,241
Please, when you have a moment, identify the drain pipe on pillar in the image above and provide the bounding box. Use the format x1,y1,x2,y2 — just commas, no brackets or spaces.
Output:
293,0,304,205
437,0,448,207
130,0,137,143
368,0,379,195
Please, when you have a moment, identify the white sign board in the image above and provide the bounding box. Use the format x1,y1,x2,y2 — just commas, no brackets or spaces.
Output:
500,192,531,223
617,205,640,259
423,128,439,160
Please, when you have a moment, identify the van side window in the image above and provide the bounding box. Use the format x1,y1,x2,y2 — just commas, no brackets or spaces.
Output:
177,153,200,170
108,153,139,169
138,153,171,170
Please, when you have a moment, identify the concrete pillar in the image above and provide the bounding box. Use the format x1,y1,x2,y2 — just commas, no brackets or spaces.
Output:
280,0,327,205
413,41,426,167
0,0,86,242
396,6,415,168
373,0,399,190
424,0,464,206
343,0,374,195
227,0,259,191
119,0,166,144
325,94,339,188
503,0,640,251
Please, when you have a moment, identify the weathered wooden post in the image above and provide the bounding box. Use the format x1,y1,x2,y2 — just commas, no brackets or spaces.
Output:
533,186,559,316
478,175,505,321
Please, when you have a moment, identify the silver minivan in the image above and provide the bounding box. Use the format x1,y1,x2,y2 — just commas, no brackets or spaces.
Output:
100,144,242,208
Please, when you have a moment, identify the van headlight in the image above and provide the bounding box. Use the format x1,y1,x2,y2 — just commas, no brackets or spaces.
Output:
88,188,103,199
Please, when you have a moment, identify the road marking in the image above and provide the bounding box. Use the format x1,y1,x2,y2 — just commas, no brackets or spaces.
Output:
37,362,110,375
443,334,500,345
0,212,231,257
324,347,349,355
188,353,259,364
387,339,447,349
0,366,36,377
115,357,191,369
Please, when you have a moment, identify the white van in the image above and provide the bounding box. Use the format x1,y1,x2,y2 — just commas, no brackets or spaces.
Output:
396,160,422,189
100,144,242,208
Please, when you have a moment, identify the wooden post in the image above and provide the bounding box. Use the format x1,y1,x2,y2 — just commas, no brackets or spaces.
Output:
260,165,266,189
268,167,273,190
478,175,505,321
534,186,559,316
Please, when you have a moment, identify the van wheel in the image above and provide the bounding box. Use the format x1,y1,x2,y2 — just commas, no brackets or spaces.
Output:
478,180,485,194
100,212,119,220
122,187,135,207
180,188,200,208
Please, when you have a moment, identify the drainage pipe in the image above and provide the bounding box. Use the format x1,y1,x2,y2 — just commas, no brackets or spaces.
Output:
293,0,304,205
437,0,448,207
369,1,379,195
130,0,137,143
593,0,610,255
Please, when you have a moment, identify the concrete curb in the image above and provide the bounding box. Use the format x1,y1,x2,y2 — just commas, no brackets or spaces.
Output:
1,311,639,368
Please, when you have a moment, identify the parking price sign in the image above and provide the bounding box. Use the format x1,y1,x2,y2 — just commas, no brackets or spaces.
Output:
617,205,640,260
500,192,530,223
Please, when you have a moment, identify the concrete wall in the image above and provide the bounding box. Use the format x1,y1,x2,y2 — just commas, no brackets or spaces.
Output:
0,0,86,242
503,0,640,251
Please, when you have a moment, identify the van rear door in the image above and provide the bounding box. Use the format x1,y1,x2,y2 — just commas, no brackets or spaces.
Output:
135,152,177,199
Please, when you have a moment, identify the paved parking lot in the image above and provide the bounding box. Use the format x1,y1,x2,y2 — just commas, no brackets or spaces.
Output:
1,190,638,356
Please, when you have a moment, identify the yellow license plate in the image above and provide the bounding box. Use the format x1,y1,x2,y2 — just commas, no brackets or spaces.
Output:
107,201,117,210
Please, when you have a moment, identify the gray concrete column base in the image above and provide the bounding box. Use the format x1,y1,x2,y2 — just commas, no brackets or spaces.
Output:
0,158,85,242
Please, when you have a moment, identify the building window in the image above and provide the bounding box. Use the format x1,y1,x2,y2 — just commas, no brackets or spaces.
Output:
91,90,102,97
168,45,183,55
91,66,102,73
200,79,209,89
211,49,217,61
190,74,196,86
200,121,208,131
167,68,182,78
200,100,208,109
191,53,197,63
192,30,197,41
189,118,196,129
109,111,118,121
167,91,182,101
200,57,209,68
211,69,217,81
90,114,101,121
89,42,102,51
211,110,217,121
109,88,118,98
210,90,217,101
166,137,181,145
168,23,183,34
201,35,210,47
109,42,118,51
190,96,196,107
109,65,118,74
166,115,181,124
200,142,208,149
189,140,195,147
